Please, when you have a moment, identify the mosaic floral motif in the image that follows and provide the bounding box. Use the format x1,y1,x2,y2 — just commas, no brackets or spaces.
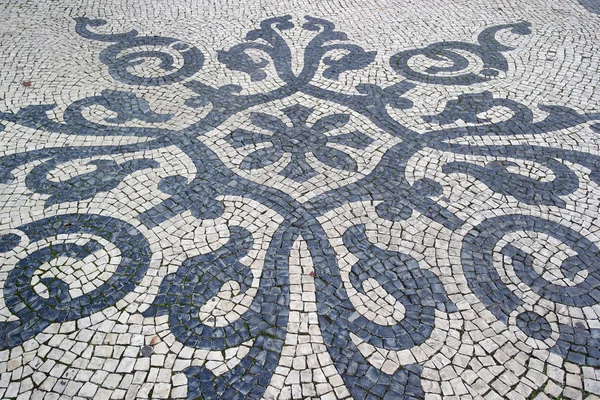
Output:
226,105,374,182
0,14,599,399
390,22,532,85
0,214,151,350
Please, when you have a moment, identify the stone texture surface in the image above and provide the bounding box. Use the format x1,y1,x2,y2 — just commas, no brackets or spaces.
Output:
0,0,599,398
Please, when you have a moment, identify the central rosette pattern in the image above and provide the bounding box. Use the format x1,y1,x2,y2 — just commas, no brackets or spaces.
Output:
200,94,400,201
228,104,373,182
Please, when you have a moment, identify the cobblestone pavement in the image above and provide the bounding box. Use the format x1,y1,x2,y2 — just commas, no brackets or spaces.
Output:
0,0,599,398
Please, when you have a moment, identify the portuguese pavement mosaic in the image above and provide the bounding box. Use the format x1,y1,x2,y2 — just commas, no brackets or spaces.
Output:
0,0,599,398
